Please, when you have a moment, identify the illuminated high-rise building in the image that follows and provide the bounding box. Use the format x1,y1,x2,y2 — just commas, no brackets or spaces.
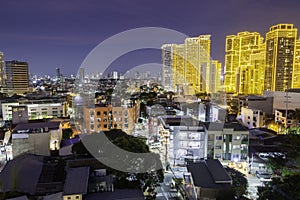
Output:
248,42,266,94
292,38,300,88
161,44,173,91
265,24,297,91
185,37,200,93
224,32,264,94
210,60,222,93
5,60,29,95
172,44,185,93
0,52,4,87
171,35,211,95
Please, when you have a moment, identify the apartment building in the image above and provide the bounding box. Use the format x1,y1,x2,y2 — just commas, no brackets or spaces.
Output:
206,122,249,163
83,103,140,134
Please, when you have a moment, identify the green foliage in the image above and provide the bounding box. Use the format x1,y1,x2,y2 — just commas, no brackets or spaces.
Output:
225,167,248,199
0,192,27,200
71,129,163,190
62,128,73,140
257,173,300,200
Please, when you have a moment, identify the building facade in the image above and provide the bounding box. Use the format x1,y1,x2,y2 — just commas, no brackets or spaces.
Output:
5,60,29,95
162,35,212,95
161,44,174,91
224,32,265,94
83,103,140,134
2,99,68,121
293,38,300,88
206,122,249,163
210,60,222,94
264,24,297,91
240,107,265,129
12,122,62,157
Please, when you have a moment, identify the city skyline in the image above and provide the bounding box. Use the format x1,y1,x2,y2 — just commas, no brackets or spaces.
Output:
1,0,300,76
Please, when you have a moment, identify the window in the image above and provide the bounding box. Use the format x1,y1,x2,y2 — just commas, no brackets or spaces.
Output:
104,111,107,116
233,145,240,150
241,135,248,142
216,136,222,140
97,111,101,116
233,135,240,140
104,124,107,128
232,154,239,160
215,145,221,149
215,154,221,158
241,144,247,151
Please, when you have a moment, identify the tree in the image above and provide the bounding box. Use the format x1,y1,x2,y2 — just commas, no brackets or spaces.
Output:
292,108,300,122
71,129,163,190
224,167,248,199
257,173,300,200
62,128,73,140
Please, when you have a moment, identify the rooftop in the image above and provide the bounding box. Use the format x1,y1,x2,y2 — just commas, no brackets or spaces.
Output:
160,116,205,129
187,160,231,189
13,121,61,133
63,167,90,195
0,154,44,194
86,189,144,200
224,122,248,131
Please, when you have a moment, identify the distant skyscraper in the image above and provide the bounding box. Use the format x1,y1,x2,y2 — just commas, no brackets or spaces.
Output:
56,67,61,81
5,60,29,95
161,44,173,91
292,38,300,88
78,67,85,82
224,31,265,94
265,24,297,91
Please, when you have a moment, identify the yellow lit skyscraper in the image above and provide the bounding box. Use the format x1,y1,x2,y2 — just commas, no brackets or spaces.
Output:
198,35,211,93
210,60,222,93
172,44,185,93
265,24,297,91
248,42,266,94
171,35,211,95
185,37,200,93
292,38,300,88
224,32,264,94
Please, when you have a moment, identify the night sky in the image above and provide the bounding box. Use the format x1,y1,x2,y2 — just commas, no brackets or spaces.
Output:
1,0,300,76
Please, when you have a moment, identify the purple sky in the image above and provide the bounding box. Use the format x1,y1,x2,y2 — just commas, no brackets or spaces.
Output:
1,0,300,76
